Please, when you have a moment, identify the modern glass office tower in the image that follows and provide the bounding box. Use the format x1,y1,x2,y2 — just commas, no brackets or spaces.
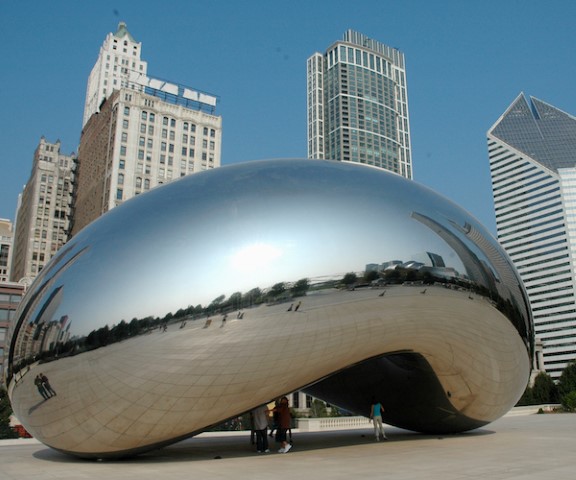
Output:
487,93,576,378
307,30,412,179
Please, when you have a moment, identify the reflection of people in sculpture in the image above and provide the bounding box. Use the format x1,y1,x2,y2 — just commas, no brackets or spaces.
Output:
294,301,301,311
40,374,57,397
271,396,292,453
287,303,293,311
369,398,388,441
220,314,227,328
251,404,270,453
203,317,212,328
34,375,50,400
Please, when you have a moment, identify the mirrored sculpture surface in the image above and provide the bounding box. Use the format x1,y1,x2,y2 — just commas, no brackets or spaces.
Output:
5,159,533,458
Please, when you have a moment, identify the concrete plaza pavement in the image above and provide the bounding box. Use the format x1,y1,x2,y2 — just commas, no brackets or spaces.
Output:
0,412,575,480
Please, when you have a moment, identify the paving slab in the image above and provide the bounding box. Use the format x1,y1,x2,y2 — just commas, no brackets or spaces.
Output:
0,413,574,480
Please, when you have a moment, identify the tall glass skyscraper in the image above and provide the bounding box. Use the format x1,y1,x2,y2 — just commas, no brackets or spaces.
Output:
487,93,576,378
307,30,412,179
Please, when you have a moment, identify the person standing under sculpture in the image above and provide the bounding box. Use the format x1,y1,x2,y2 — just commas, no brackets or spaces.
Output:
272,396,293,453
369,398,388,441
251,404,270,453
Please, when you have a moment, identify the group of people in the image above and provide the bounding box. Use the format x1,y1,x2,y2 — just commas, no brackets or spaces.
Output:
34,373,56,401
251,396,293,454
250,396,388,454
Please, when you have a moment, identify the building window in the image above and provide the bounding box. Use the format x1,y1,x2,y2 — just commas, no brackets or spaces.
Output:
119,159,125,169
210,129,216,138
116,189,123,200
149,113,155,122
124,106,130,116
118,173,124,185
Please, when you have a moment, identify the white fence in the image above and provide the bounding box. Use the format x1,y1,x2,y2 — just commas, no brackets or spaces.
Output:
297,416,371,432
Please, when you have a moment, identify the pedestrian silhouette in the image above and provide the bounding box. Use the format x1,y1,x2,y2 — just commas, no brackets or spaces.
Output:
34,375,50,400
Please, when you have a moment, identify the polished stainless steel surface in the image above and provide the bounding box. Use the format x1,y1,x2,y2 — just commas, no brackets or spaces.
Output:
5,159,533,458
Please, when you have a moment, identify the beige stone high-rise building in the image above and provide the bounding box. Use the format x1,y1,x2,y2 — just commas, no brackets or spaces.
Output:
83,21,148,127
10,138,75,283
72,22,222,235
73,86,221,235
0,219,14,282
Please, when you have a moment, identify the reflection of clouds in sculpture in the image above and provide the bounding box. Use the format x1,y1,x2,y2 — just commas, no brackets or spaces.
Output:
7,159,532,459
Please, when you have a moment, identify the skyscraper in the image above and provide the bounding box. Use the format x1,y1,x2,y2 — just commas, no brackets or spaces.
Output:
307,30,412,178
0,219,14,282
72,23,222,235
83,21,148,126
10,138,75,283
487,93,576,378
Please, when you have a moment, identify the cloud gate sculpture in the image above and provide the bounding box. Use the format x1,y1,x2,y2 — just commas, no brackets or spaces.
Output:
5,159,533,458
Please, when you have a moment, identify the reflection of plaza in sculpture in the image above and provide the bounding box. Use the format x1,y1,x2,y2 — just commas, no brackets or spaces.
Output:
5,159,533,458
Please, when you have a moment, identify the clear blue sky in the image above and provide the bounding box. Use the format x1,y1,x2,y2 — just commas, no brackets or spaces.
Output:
1,0,576,235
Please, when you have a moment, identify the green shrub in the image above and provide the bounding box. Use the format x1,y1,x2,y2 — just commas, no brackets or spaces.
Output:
561,391,576,412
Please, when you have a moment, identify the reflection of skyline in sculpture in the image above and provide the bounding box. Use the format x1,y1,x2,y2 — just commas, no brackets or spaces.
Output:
22,164,471,337
6,159,533,459
7,245,86,379
411,211,532,345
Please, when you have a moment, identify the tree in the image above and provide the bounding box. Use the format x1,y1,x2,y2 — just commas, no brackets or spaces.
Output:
558,361,576,397
226,292,243,310
561,391,576,412
0,388,18,439
309,399,328,417
364,270,379,282
291,278,310,297
269,282,286,298
531,372,558,404
342,272,358,287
